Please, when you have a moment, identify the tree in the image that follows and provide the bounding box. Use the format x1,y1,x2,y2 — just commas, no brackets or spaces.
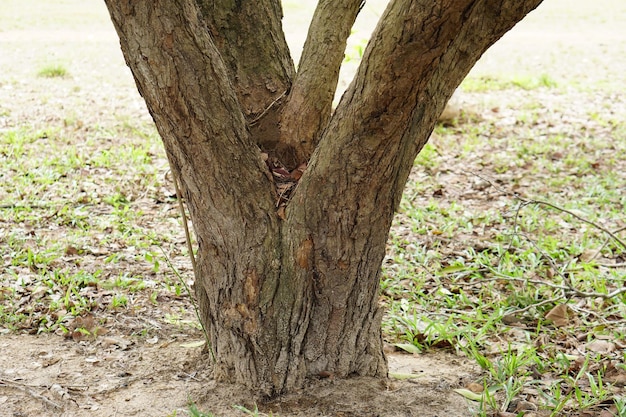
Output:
103,0,543,396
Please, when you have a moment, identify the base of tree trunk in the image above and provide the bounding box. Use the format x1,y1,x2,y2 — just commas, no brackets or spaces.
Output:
190,350,473,416
104,0,543,398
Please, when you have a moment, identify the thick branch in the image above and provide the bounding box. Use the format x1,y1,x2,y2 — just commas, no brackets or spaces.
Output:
277,0,364,168
104,0,277,249
194,0,294,117
105,0,299,395
299,0,544,215
193,0,295,153
288,0,543,371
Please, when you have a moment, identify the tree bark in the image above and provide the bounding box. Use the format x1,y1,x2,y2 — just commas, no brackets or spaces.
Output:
278,0,364,167
193,0,295,154
104,0,543,396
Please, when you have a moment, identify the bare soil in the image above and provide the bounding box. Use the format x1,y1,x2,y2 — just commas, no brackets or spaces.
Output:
1,0,624,416
0,333,478,416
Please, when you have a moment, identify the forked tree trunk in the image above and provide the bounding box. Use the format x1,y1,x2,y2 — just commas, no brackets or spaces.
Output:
104,0,543,396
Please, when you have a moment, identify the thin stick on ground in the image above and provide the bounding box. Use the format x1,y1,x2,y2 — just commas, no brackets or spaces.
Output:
470,170,625,252
524,199,626,251
163,161,215,362
466,174,626,315
590,225,626,263
167,161,197,274
0,378,62,409
157,245,215,361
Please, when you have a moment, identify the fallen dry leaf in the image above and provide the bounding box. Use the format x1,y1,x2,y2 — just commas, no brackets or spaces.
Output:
514,400,538,412
466,382,483,393
598,409,616,417
603,363,626,386
64,245,80,256
545,304,570,327
585,340,615,353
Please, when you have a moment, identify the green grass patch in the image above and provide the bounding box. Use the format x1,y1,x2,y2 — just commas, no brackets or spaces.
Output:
462,73,558,92
0,119,193,336
382,100,626,415
37,63,69,78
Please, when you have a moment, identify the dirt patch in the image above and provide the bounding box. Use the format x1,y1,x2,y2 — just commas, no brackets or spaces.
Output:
0,333,477,416
0,333,204,416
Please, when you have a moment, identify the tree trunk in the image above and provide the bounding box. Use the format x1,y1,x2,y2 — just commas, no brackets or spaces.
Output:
104,0,543,396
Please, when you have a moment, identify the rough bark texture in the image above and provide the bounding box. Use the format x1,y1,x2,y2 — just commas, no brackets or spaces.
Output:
278,0,364,167
193,0,295,154
104,0,543,396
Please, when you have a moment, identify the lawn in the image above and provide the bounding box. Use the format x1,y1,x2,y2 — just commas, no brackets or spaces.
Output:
0,1,625,416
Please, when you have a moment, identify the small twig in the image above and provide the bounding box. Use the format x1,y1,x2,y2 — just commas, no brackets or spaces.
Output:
467,171,512,196
484,267,570,292
488,265,626,299
466,171,626,314
570,305,613,324
469,170,625,253
502,198,528,265
522,199,626,251
90,368,167,397
517,231,571,285
507,297,564,316
249,90,288,126
590,225,626,262
565,286,626,300
0,204,50,209
0,378,62,409
158,246,216,362
589,238,611,263
597,262,626,268
164,160,215,362
167,161,197,274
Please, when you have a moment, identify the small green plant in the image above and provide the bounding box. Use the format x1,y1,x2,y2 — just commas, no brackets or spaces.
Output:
461,73,557,92
614,396,626,416
104,273,145,292
37,63,69,78
233,404,274,416
186,401,216,417
0,304,28,331
110,294,128,309
145,251,160,273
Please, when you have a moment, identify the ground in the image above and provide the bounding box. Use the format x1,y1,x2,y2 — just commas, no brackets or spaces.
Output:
0,333,477,416
1,0,625,416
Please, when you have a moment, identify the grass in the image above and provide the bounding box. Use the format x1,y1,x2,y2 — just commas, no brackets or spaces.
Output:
0,121,192,336
461,73,558,92
37,63,69,78
1,0,625,416
381,95,626,415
